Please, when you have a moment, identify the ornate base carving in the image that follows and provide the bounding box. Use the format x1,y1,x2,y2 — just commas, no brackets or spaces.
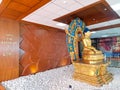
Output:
72,61,113,86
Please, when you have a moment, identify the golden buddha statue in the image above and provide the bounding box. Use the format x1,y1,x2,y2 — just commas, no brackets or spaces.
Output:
82,30,101,54
65,18,113,86
82,28,104,64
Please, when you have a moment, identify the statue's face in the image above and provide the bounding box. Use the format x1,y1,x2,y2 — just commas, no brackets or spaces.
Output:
85,31,91,38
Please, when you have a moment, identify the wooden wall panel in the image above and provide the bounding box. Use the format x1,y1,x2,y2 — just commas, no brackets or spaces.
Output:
20,24,71,75
0,18,19,82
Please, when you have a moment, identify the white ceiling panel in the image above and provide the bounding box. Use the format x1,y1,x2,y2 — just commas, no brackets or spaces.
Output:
87,21,110,29
36,20,67,30
42,3,63,16
106,0,120,5
23,13,51,23
115,10,120,16
23,14,39,21
52,0,77,9
33,9,59,19
75,0,100,6
56,9,69,17
87,18,120,29
52,0,83,12
108,19,120,25
51,0,56,2
66,2,83,12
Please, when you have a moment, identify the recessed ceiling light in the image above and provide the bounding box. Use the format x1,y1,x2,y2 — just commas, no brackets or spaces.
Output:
104,8,107,11
63,0,67,4
92,18,95,21
56,23,67,27
111,3,120,11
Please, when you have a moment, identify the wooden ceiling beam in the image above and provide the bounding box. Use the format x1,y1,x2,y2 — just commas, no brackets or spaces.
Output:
0,0,12,15
90,23,120,31
16,0,51,21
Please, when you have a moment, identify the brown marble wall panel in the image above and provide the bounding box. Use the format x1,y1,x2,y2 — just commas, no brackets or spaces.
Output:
0,18,19,81
20,24,71,75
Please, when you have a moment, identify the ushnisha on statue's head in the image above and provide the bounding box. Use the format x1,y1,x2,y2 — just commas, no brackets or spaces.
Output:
83,27,91,38
83,27,89,34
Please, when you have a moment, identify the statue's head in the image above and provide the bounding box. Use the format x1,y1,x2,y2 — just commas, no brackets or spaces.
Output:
83,27,89,34
83,28,91,38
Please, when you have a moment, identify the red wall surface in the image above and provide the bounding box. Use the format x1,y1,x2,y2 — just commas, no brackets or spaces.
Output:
20,24,71,75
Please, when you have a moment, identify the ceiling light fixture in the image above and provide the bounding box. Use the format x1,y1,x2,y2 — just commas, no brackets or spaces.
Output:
63,0,67,4
56,23,67,27
111,3,120,11
104,8,107,11
92,18,95,21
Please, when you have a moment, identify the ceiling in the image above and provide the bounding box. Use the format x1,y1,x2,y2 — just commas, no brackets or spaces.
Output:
22,0,120,30
0,0,51,20
54,0,119,26
0,0,120,38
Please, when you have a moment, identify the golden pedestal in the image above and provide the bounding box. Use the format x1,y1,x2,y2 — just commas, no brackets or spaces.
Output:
72,61,113,86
